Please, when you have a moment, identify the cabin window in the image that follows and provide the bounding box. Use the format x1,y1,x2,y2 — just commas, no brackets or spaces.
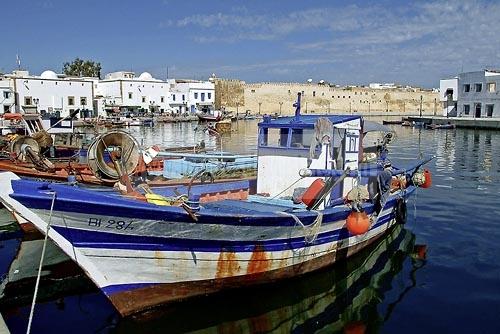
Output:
486,104,494,117
488,82,496,93
463,84,470,92
24,96,32,105
475,83,482,92
259,127,289,147
68,96,75,106
463,104,470,115
290,128,314,148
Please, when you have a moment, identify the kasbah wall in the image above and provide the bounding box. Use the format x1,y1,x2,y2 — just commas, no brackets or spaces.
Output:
215,79,439,116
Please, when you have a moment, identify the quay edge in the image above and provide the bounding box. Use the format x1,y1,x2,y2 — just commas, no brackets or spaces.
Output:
407,116,500,130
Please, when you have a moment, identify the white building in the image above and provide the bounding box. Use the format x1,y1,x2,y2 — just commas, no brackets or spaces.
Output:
168,79,215,114
4,70,94,118
0,78,15,114
369,83,397,90
456,70,500,118
95,71,170,116
439,78,458,117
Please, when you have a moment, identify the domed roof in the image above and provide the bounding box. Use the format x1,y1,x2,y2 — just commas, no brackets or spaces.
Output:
138,72,153,80
40,70,58,79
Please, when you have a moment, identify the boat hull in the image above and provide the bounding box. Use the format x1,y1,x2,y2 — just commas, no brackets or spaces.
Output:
0,172,413,316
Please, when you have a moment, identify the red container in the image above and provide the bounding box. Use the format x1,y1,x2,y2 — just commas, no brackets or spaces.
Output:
301,178,325,209
422,169,432,188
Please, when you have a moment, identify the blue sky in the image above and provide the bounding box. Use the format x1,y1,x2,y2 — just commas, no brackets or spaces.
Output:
1,0,499,87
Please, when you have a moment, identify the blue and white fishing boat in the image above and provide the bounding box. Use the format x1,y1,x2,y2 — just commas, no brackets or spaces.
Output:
0,93,433,316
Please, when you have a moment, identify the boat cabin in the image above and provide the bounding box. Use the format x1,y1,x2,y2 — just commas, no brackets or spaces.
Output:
257,108,362,202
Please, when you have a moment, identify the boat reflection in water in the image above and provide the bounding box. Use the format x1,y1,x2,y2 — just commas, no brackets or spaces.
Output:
0,219,426,333
115,224,425,333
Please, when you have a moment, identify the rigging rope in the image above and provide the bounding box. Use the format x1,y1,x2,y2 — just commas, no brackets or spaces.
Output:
27,190,56,334
278,210,323,244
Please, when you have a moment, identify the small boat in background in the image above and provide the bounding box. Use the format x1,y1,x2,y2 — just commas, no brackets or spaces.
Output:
425,123,456,130
382,120,403,125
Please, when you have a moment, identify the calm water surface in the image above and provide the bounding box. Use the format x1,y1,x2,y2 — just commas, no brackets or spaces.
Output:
1,118,500,333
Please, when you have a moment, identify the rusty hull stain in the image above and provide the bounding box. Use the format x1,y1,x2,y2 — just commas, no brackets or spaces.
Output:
216,251,241,278
246,245,271,275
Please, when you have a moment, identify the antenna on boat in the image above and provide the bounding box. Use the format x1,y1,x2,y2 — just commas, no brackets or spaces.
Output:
293,92,301,121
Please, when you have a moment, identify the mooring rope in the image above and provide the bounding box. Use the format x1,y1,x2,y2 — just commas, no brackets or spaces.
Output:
278,210,323,244
26,191,56,334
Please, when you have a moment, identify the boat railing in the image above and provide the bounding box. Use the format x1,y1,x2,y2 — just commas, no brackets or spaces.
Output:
299,155,435,178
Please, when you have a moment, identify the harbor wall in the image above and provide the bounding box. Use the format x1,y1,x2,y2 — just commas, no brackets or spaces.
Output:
215,79,439,116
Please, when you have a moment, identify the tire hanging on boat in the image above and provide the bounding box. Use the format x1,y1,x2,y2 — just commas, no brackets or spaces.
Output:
395,197,407,224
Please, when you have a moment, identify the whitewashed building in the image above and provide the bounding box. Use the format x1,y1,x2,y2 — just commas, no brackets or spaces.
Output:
95,71,170,116
4,70,94,118
439,78,458,117
0,79,15,114
456,70,500,118
168,79,214,114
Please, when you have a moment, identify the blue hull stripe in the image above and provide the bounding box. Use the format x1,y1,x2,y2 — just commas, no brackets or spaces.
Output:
51,213,394,252
9,179,414,227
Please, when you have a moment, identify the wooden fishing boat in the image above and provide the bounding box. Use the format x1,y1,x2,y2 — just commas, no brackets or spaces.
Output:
425,123,456,130
0,93,434,317
382,120,403,125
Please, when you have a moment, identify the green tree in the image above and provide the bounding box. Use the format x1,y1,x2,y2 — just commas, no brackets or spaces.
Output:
62,58,101,78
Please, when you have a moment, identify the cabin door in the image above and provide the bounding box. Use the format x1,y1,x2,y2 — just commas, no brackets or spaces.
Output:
475,103,481,118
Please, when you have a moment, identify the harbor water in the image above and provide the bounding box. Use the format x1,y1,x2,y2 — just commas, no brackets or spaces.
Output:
1,119,500,333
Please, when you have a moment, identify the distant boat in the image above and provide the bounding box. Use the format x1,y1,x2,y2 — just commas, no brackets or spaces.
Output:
382,120,403,125
425,123,456,130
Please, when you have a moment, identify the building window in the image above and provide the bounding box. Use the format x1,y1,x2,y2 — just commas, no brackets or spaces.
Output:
463,104,470,115
142,96,146,103
208,92,212,99
487,82,496,93
173,95,176,101
182,95,185,101
3,92,9,99
486,104,494,117
161,96,164,103
463,84,470,92
194,92,198,99
80,97,87,106
475,83,482,92
68,96,75,106
201,93,205,101
312,91,316,97
24,96,32,105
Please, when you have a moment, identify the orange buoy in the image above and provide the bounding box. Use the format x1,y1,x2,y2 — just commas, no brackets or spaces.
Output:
421,169,432,188
344,321,366,334
346,210,370,235
301,178,325,209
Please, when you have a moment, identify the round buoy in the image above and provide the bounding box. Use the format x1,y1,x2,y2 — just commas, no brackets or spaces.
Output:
421,169,432,188
346,210,370,235
344,321,366,334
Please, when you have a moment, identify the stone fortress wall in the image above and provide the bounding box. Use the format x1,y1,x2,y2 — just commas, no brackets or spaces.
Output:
215,79,439,116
